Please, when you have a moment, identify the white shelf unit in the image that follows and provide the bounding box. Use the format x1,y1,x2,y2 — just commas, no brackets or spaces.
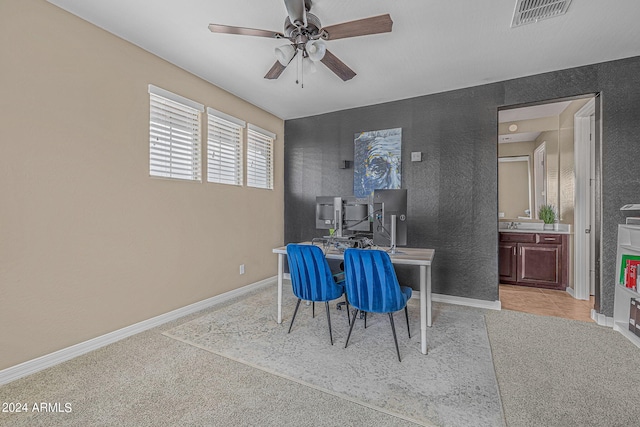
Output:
613,224,640,348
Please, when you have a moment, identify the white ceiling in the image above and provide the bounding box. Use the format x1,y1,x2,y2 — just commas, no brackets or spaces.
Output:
47,0,640,120
498,99,573,144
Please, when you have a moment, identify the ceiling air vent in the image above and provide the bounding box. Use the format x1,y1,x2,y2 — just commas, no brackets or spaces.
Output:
511,0,572,28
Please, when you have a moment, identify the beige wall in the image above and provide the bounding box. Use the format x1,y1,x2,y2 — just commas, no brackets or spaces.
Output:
532,98,588,225
0,0,284,370
498,141,535,158
499,99,588,224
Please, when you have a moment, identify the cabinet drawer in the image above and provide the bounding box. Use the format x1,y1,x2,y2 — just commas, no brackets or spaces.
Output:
500,233,536,243
537,234,562,244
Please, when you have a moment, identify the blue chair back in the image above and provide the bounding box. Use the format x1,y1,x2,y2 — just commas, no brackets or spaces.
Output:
343,248,408,313
286,244,344,302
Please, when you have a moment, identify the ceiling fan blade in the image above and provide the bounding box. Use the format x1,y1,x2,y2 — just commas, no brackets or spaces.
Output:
265,49,298,79
320,50,356,81
284,0,307,27
264,61,288,80
208,23,284,39
321,14,393,40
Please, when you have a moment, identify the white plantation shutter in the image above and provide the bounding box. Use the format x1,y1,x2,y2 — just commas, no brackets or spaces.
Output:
207,108,245,186
148,85,203,181
247,124,275,190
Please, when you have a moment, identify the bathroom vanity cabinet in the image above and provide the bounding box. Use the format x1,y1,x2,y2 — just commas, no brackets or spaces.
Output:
499,232,569,290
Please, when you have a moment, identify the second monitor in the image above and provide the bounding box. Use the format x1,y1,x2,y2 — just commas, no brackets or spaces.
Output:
372,189,407,247
342,197,371,233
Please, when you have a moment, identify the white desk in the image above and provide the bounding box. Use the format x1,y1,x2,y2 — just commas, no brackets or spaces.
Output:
272,243,435,355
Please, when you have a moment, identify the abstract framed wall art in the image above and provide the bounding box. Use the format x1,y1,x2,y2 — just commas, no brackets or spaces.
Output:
353,127,402,198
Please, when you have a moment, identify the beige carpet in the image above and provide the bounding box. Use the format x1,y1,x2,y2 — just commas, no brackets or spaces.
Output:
0,294,419,427
486,309,640,427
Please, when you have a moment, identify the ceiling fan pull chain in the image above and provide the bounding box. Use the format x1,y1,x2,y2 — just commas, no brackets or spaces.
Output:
296,50,301,86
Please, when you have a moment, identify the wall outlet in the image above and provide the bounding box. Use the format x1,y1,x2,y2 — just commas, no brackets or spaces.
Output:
239,264,245,275
411,151,422,162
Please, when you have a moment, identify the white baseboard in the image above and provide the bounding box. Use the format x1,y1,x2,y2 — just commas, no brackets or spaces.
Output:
591,309,614,327
0,277,276,386
414,291,501,311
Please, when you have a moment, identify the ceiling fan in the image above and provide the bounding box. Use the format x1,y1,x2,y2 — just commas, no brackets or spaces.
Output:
208,0,393,81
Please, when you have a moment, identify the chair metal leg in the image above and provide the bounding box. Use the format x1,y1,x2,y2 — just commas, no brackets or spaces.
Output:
389,313,402,362
288,299,302,334
405,306,411,338
364,311,367,329
312,302,315,318
345,298,351,325
325,302,334,345
337,297,351,325
345,309,359,348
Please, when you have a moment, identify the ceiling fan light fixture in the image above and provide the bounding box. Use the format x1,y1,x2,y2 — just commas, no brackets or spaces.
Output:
275,44,296,66
305,39,326,62
304,57,317,74
207,1,392,83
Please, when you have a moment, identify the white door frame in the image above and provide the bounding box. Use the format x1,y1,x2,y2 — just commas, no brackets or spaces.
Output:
573,98,596,300
533,143,546,218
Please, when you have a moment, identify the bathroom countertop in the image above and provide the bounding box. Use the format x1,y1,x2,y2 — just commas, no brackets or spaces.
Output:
499,228,572,235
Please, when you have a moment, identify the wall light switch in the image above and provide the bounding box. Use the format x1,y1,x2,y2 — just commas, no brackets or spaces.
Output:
411,152,422,162
239,264,245,275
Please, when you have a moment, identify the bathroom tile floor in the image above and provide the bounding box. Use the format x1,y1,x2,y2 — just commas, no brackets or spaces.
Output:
499,284,595,322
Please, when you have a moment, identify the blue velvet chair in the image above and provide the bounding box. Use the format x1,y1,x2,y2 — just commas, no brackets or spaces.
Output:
286,244,350,345
343,248,412,361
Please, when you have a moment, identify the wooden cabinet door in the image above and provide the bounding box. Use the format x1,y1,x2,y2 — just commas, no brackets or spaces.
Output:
518,243,562,286
499,242,518,282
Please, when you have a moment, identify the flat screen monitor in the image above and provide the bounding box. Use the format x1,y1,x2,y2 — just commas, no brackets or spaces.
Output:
342,197,371,233
315,196,343,236
372,189,407,247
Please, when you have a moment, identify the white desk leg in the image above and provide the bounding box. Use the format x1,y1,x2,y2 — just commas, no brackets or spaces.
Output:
420,265,427,354
277,253,283,324
426,264,432,327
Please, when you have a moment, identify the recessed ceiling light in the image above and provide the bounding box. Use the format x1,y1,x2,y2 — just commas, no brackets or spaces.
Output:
508,124,518,132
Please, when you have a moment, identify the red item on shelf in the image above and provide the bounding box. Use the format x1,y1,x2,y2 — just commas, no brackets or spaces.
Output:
625,259,640,290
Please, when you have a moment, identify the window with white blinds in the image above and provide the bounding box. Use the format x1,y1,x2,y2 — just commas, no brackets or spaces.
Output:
207,108,245,186
148,85,203,181
246,124,275,190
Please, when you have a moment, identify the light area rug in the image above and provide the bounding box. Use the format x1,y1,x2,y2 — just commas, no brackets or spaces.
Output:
163,284,505,427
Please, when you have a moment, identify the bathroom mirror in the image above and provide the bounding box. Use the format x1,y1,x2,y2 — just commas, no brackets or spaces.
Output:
498,156,532,219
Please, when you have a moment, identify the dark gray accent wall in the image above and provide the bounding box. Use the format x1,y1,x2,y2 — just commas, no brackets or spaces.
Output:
284,55,640,316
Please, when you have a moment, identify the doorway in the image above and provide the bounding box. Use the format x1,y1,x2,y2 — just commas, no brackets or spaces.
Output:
574,98,597,300
497,95,599,321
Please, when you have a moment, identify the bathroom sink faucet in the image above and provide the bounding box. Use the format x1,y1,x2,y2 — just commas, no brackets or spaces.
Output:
508,221,519,229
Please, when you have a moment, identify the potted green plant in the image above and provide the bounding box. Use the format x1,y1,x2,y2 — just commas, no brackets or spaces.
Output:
538,204,556,230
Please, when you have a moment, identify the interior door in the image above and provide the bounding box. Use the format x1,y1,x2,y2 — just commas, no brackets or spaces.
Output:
574,97,596,300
